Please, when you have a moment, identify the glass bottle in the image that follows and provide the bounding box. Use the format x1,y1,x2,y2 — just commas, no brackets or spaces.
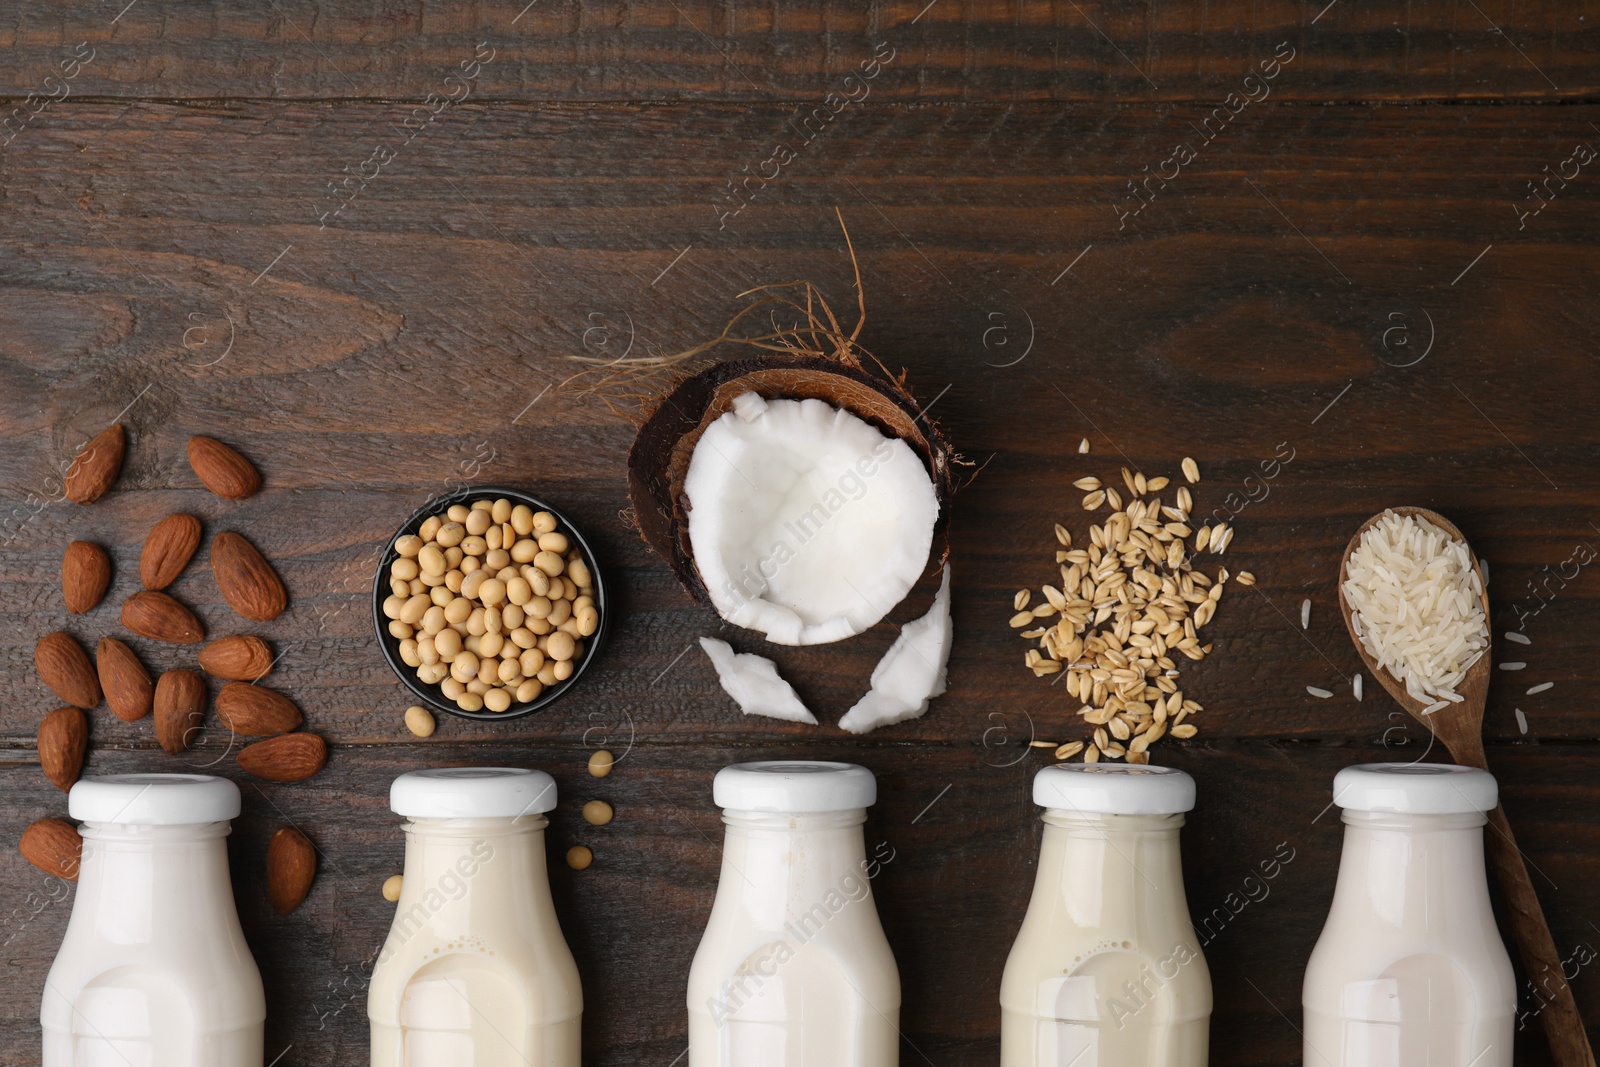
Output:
42,773,265,1067
368,767,581,1067
687,760,901,1067
1303,763,1515,1067
1001,763,1211,1066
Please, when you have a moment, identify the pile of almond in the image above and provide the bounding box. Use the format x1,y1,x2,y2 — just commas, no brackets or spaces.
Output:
20,427,324,910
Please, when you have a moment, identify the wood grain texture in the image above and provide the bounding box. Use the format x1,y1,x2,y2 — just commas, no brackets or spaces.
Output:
1,10,1598,1064
0,0,1596,102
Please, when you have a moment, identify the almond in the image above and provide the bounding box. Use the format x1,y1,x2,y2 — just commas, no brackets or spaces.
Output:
188,436,261,500
238,732,326,782
153,669,207,754
211,531,287,621
216,682,302,737
38,706,88,792
266,827,317,914
97,637,155,722
35,631,100,708
199,635,275,681
140,513,202,590
19,818,81,881
61,541,112,613
64,423,125,505
122,590,205,644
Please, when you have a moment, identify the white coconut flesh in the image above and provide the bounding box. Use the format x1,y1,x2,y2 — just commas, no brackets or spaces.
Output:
839,564,953,735
683,392,939,646
698,637,817,724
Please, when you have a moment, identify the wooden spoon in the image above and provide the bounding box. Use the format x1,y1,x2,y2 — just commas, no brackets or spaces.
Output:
1339,506,1595,1067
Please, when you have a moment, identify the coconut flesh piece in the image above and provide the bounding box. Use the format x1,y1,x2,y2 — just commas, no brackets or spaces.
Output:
698,636,817,724
683,392,939,646
838,564,953,735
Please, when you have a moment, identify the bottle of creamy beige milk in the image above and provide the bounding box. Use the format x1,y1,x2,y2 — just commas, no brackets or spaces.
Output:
1001,763,1211,1066
42,773,265,1067
687,761,901,1067
368,767,581,1067
1303,763,1515,1067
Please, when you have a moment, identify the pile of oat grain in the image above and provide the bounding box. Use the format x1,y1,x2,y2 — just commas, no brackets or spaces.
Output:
1009,458,1253,764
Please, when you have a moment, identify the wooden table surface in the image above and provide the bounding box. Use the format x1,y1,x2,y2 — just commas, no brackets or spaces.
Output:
3,2,1599,1064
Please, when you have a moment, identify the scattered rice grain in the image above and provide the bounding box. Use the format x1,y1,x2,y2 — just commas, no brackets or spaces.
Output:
1504,631,1531,645
1498,661,1526,671
1306,686,1333,699
1078,438,1091,454
1353,672,1363,700
1526,682,1554,695
1300,598,1311,629
1514,708,1528,734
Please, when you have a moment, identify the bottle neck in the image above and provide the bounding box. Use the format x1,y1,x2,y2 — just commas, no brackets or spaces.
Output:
400,814,546,874
1332,809,1492,926
1040,809,1187,834
74,821,237,934
715,809,871,915
1033,810,1191,932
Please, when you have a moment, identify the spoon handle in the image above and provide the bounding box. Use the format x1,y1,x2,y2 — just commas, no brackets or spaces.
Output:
1482,802,1597,1066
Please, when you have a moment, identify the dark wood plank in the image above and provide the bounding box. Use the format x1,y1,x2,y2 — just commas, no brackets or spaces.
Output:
0,0,1595,103
2,743,1596,1066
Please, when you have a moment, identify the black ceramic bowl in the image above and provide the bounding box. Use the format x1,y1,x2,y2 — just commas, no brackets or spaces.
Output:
372,486,609,721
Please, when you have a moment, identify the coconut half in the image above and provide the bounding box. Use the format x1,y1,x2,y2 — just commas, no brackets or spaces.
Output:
683,393,938,645
838,564,953,734
628,355,954,645
698,637,817,724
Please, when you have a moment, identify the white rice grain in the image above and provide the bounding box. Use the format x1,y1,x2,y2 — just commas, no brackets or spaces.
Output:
1504,631,1531,645
1353,673,1363,701
1527,682,1554,695
1342,510,1488,707
1514,708,1528,734
1300,598,1311,629
1498,662,1526,671
1306,685,1333,699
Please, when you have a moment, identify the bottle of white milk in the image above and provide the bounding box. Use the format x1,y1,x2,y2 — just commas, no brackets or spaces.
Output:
42,773,265,1067
687,761,901,1067
368,767,581,1067
1303,763,1515,1067
1001,763,1211,1066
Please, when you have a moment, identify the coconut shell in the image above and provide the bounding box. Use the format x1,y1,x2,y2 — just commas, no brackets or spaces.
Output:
627,354,955,608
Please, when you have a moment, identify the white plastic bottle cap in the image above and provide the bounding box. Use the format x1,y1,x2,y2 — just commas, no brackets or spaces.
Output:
390,767,558,818
1332,763,1497,814
1033,763,1196,815
713,761,876,813
69,773,241,825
